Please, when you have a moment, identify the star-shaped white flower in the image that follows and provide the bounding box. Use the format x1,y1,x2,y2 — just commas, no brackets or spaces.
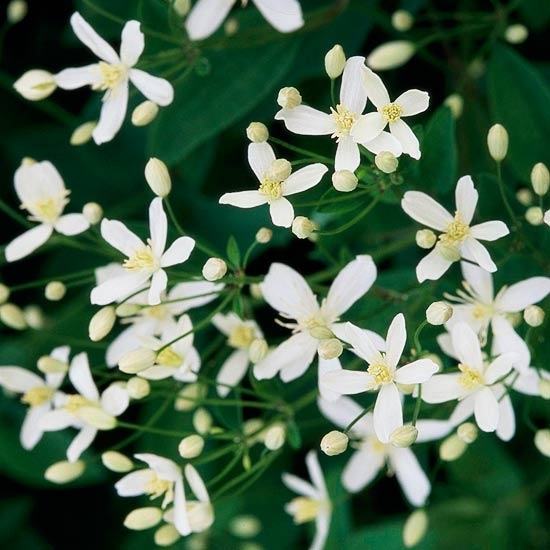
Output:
185,0,303,41
54,12,174,144
91,197,195,306
5,160,89,262
219,142,327,227
401,175,509,282
275,57,402,172
322,314,438,443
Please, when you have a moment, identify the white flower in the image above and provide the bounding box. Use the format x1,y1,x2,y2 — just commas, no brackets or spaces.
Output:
322,314,438,443
275,57,402,173
181,464,214,533
401,175,509,282
350,66,428,158
185,0,303,41
282,450,331,550
219,142,327,227
0,346,68,449
39,352,130,461
54,13,174,144
5,160,89,262
253,255,378,383
91,197,195,306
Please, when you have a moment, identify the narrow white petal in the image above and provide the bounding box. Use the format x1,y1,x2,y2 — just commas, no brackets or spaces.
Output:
40,410,76,431
173,477,191,536
345,322,384,365
460,261,494,304
454,176,477,225
0,367,44,392
100,384,129,416
55,214,90,236
184,464,209,503
461,238,497,272
415,248,453,283
389,447,430,506
149,197,167,257
312,510,331,550
139,365,176,380
67,425,97,462
342,449,384,493
129,69,174,106
253,0,304,32
69,352,99,401
161,236,195,268
390,119,420,159
148,269,168,305
385,313,406,369
280,338,319,381
70,12,119,64
248,142,276,182
20,405,48,449
415,419,454,443
401,191,453,230
395,358,438,384
275,105,334,135
350,112,386,144
485,353,515,384
361,130,403,156
373,383,403,443
55,65,99,89
339,56,368,113
511,367,545,396
474,387,499,432
115,470,152,496
216,350,249,397
421,373,463,403
491,316,530,372
219,190,266,208
100,218,144,257
269,197,294,227
136,453,181,480
321,369,372,395
362,66,390,108
282,473,317,499
451,322,483,370
305,450,327,495
120,20,144,67
496,277,550,312
495,392,515,441
184,0,235,40
92,84,129,144
284,164,328,196
317,395,366,432
5,224,53,262
469,220,509,241
395,89,430,116
90,271,151,305
334,136,360,172
449,395,475,426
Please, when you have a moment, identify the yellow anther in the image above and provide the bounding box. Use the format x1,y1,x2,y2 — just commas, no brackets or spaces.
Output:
124,244,159,271
368,361,393,385
228,325,256,348
21,385,54,407
331,103,356,137
439,212,469,245
288,497,321,524
156,346,182,367
258,178,284,201
381,103,403,123
94,62,127,91
458,363,483,390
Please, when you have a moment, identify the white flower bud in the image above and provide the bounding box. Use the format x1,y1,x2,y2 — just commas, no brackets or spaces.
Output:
292,216,318,240
178,434,205,458
391,10,414,32
375,151,399,173
101,450,134,472
317,338,343,359
0,303,27,330
70,121,96,145
320,430,349,456
439,434,467,461
324,44,346,79
309,326,335,340
545,209,550,227
145,157,171,197
516,188,533,206
525,206,544,226
538,378,550,399
118,347,157,374
530,162,550,196
255,227,272,243
277,87,302,109
426,301,453,325
154,524,181,547
249,338,268,363
25,305,44,329
0,284,9,304
45,460,85,484
523,305,545,327
443,93,464,119
172,0,191,17
436,242,461,262
367,41,415,70
267,158,292,181
202,257,227,281
45,281,66,301
37,354,68,374
246,122,269,143
264,424,285,451
131,100,159,126
175,383,206,411
115,303,140,317
82,202,103,224
534,429,550,457
229,515,262,538
77,405,116,430
243,418,265,442
193,407,213,434
88,306,116,341
332,169,358,192
403,509,428,548
487,123,508,162
14,69,57,100
416,229,437,249
390,425,418,447
126,376,151,399
457,422,478,444
504,24,528,44
249,283,263,300
7,1,27,24
124,507,163,530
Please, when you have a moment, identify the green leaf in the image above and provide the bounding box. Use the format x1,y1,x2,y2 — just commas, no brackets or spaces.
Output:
286,419,302,450
226,235,241,268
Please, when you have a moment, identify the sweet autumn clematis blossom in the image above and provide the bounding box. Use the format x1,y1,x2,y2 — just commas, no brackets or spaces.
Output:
54,12,174,144
402,175,509,282
91,197,195,306
5,159,89,262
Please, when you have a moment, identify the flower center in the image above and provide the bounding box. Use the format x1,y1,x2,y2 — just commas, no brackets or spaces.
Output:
24,193,69,225
124,242,159,272
331,103,356,138
382,103,403,123
65,394,95,414
297,315,333,340
471,303,494,320
21,385,54,407
142,305,168,319
440,212,469,245
458,363,484,390
156,346,183,367
143,472,174,505
95,61,127,91
368,361,393,386
259,178,284,201
228,325,256,349
288,497,322,524
259,159,292,202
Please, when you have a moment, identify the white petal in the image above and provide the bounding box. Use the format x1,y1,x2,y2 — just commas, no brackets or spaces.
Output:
334,136,360,172
284,164,327,196
451,322,483,370
339,56,368,113
40,409,76,431
332,323,385,351
461,238,497,272
282,473,317,499
460,261,494,304
55,65,99,89
93,84,129,145
449,395,475,426
55,213,90,236
148,269,168,305
373,383,403,443
389,447,430,506
20,405,48,449
67,425,97,462
321,369,373,395
69,352,99,401
173,477,191,536
511,367,544,396
139,365,176,380
253,0,304,33
135,453,181,480
495,391,515,441
496,277,550,312
415,419,454,443
280,337,319,382
70,12,119,64
454,176,477,225
312,509,331,550
390,119,420,159
184,464,209,503
317,395,366,432
362,66,390,108
129,69,174,106
305,450,327,494
0,366,44,393
5,224,53,262
269,197,294,227
161,237,196,269
247,142,276,182
115,470,153,496
491,316,530,372
120,20,144,67
100,218,143,257
361,130,403,156
184,0,235,41
474,387,499,432
395,89,429,117
100,384,129,416
219,190,266,208
345,322,384,365
216,350,249,397
421,373,463,403
401,191,453,230
275,105,334,135
485,353,515,384
385,313,406,369
15,160,64,203
342,449,384,493
168,281,223,313
90,271,151,305
469,220,509,242
350,112,386,144
395,358,438,384
149,197,167,257
415,248,453,283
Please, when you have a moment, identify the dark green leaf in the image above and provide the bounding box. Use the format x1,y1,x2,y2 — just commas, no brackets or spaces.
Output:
226,235,241,268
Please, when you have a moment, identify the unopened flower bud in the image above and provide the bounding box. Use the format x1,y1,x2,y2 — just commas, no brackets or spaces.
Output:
45,281,66,301
126,376,151,399
439,433,467,461
392,10,414,32
264,424,285,450
246,122,269,143
229,515,262,538
131,100,159,126
538,378,550,399
443,93,463,119
101,450,134,472
516,188,533,206
118,347,157,374
524,305,544,327
249,283,263,300
267,158,292,181
277,87,302,109
37,354,68,374
324,44,346,79
320,430,348,456
255,227,272,243
545,210,550,227
332,169,358,192
172,0,191,17
367,41,415,70
124,507,163,530
7,0,27,24
457,422,478,444
375,151,399,173
115,303,140,317
525,206,544,226
530,162,550,196
0,303,26,330
403,509,428,548
178,434,205,458
14,69,57,100
292,216,318,240
224,17,239,36
145,157,171,197
436,242,461,262
82,202,103,224
154,524,180,546
193,407,212,434
416,229,436,249
487,123,508,162
25,305,44,329
0,284,9,304
175,383,205,411
390,425,418,447
309,326,334,340
504,24,528,44
317,338,343,359
426,301,453,325
45,460,85,484
534,429,550,457
70,121,96,145
249,338,268,363
202,257,227,281
88,306,116,341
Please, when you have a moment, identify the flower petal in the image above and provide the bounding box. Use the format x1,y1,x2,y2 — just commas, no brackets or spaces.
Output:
219,190,266,208
269,197,294,227
91,271,151,305
395,89,429,117
92,84,129,144
101,384,129,416
373,383,403,443
253,0,304,33
129,68,174,106
275,105,334,135
385,313,406,369
317,395,367,432
247,141,276,181
70,12,119,64
216,350,249,397
20,405,48,450
69,352,99,401
469,220,509,241
362,66,390,108
184,0,235,41
55,65,99,89
454,175,477,225
0,366,44,392
321,369,373,395
415,247,453,283
350,112,386,144
67,425,97,462
451,322,483,370
120,20,144,67
161,236,196,269
496,277,550,312
148,269,168,305
342,448,385,493
395,358,438,384
401,191,453,231
474,387,499,432
149,197,167,258
491,316,531,372
334,136,360,172
345,322,384,365
284,164,328,196
421,373,463,403
55,213,90,236
282,473,317,499
100,218,144,257
5,224,53,262
390,119,420,159
361,130,403,155
495,391,515,441
461,238,496,272
389,447,430,506
460,261,494,304
485,353,515,384
173,477,191,536
339,56,368,113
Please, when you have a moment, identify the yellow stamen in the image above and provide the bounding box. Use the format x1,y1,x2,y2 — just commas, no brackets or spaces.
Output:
259,178,283,201
331,103,356,138
288,497,321,524
124,243,159,272
143,473,173,505
382,103,403,123
368,361,393,385
458,363,484,390
21,385,54,407
228,325,256,348
439,212,469,246
94,61,127,91
65,394,95,414
156,346,182,367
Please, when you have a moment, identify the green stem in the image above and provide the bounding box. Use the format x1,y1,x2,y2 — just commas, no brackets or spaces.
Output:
413,320,428,354
318,193,382,236
268,136,334,164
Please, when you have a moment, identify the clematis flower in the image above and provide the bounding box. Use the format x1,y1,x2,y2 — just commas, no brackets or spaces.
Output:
54,12,174,144
401,175,509,282
91,197,195,306
350,66,429,159
185,0,303,41
275,57,402,173
5,159,89,262
219,142,327,227
322,314,438,443
282,450,331,550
